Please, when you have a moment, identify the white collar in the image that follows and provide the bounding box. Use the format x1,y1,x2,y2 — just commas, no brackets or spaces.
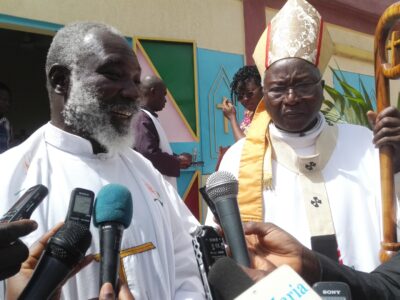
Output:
43,122,115,159
269,112,325,149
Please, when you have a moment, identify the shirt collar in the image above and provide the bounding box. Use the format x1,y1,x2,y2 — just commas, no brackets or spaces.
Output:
269,112,325,149
141,106,158,117
44,122,105,158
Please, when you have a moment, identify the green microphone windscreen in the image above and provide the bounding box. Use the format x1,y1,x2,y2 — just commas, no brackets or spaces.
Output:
93,184,133,228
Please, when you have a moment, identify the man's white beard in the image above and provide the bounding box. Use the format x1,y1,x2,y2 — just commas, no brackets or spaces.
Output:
62,76,136,154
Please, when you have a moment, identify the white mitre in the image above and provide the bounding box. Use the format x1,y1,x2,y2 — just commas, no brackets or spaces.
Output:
253,0,333,75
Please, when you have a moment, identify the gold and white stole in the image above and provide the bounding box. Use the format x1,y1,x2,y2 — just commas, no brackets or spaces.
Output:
270,123,339,259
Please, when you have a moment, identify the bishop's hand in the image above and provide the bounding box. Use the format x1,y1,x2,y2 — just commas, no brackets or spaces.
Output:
367,106,400,173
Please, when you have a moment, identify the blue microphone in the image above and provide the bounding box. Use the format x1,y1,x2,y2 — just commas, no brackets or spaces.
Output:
93,184,133,292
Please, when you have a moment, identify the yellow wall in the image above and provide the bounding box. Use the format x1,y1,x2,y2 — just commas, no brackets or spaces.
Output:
0,0,245,55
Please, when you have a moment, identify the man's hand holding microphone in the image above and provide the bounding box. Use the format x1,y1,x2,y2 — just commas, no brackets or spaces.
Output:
0,219,38,280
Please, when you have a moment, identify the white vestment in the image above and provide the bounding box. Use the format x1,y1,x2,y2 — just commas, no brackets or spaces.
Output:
0,123,204,300
141,108,178,189
206,119,400,272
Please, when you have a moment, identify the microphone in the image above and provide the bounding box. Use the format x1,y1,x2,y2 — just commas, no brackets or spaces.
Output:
93,184,133,292
208,257,254,299
18,222,92,300
208,257,322,300
205,171,250,267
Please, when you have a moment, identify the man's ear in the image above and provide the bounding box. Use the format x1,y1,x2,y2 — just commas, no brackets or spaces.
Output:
48,64,70,95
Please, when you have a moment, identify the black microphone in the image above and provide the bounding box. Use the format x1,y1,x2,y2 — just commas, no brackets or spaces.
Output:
208,257,254,299
18,222,92,300
206,171,251,267
209,257,323,299
93,184,133,292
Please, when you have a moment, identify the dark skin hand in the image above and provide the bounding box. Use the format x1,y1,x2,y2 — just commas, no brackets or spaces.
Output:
99,282,135,300
222,98,237,121
6,222,94,300
0,219,38,280
367,106,400,173
222,97,246,141
243,222,320,285
177,152,192,169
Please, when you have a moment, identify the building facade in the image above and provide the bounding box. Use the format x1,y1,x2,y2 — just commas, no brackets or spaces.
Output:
0,0,396,221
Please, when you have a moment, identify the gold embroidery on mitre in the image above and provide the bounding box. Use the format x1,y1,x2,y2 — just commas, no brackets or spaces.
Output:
93,242,156,283
253,0,333,76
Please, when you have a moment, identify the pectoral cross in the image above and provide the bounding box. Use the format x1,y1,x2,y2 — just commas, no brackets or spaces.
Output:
216,98,229,133
386,31,400,65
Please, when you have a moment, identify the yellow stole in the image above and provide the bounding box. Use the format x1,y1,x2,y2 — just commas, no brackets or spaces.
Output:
238,103,338,236
237,100,271,222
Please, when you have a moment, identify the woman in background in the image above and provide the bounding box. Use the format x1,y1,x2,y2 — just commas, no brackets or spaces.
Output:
222,65,263,141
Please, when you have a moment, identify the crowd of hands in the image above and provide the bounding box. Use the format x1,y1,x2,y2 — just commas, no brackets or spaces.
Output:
1,218,319,300
0,220,134,300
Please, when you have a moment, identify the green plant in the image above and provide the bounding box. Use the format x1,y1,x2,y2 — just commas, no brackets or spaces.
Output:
321,67,374,129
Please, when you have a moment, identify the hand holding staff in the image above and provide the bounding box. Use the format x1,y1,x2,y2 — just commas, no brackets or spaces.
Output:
374,1,400,262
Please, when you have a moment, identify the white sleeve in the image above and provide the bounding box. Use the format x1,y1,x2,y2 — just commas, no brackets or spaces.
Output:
162,178,205,299
217,138,244,178
163,178,200,233
204,139,245,227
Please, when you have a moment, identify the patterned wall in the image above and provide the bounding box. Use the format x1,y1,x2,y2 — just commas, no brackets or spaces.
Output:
136,39,244,221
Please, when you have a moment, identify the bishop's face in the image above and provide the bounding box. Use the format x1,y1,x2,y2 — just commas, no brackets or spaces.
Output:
263,58,324,133
62,30,142,152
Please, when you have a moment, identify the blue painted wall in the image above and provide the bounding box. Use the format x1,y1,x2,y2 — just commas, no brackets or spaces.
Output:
332,69,376,110
197,48,244,174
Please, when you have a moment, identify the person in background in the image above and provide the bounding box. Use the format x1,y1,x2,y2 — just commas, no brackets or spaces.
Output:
132,75,192,189
222,65,263,141
0,82,12,153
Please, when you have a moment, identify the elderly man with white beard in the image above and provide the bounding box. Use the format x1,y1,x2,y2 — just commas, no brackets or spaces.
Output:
0,22,204,299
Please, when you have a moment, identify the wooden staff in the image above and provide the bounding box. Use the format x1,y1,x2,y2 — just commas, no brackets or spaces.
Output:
374,2,400,262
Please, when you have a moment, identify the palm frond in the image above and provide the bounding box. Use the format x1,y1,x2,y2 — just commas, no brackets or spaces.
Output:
323,70,374,129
